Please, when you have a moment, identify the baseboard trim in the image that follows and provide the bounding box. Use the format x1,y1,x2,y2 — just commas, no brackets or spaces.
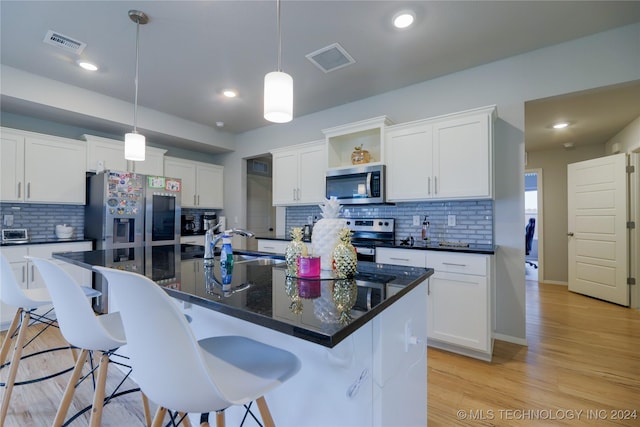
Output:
493,333,528,346
540,280,568,286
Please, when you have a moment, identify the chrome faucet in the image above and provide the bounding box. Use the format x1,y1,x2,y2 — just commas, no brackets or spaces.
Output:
203,227,255,266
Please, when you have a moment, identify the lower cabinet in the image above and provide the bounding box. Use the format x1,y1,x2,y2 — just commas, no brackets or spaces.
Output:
376,247,493,361
257,239,289,255
0,242,93,329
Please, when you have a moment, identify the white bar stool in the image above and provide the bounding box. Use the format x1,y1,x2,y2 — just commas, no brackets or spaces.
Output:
28,257,151,427
94,265,301,427
0,253,99,425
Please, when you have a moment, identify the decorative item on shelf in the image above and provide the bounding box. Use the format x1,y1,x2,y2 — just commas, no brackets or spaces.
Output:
285,227,308,276
332,228,357,278
311,197,347,270
351,144,371,165
332,279,357,325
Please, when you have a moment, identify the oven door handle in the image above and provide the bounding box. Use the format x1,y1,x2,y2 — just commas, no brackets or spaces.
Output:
366,172,372,197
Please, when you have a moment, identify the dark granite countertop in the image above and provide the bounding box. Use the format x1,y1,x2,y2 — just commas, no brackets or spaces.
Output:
53,244,432,348
255,235,495,255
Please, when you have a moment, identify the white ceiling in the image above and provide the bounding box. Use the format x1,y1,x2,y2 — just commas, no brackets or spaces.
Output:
1,1,639,152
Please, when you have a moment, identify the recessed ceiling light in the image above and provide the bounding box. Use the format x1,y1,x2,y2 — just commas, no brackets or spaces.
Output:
216,121,224,128
393,11,415,29
223,89,237,98
552,122,569,129
76,60,98,71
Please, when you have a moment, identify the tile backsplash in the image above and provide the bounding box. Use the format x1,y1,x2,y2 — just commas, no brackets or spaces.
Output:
0,203,85,240
285,200,494,245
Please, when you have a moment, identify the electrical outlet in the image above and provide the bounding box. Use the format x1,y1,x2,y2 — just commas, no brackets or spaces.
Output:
3,214,14,226
448,215,456,226
413,215,420,226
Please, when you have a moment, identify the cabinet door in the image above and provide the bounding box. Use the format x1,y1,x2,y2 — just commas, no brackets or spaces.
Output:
86,138,127,172
297,145,325,204
385,124,433,201
131,146,166,176
0,130,25,202
433,113,491,199
165,158,197,208
196,164,224,208
427,271,489,352
272,151,299,205
24,136,86,204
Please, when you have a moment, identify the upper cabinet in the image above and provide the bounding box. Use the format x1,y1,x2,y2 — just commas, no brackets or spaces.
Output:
164,156,223,209
271,140,326,206
322,116,393,170
84,134,167,176
386,106,496,202
1,128,86,204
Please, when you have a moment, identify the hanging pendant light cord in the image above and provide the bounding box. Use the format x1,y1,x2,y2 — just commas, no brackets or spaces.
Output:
277,0,282,72
133,18,141,133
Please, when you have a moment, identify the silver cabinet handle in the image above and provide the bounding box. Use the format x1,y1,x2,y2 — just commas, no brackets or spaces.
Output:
567,232,574,236
31,264,35,282
27,182,31,199
264,246,276,250
434,176,438,195
427,177,431,195
17,182,21,198
197,195,200,205
22,265,26,283
427,281,430,296
442,262,466,267
193,195,197,205
390,257,410,261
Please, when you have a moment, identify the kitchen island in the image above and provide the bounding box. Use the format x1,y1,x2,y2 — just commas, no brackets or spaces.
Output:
54,244,433,427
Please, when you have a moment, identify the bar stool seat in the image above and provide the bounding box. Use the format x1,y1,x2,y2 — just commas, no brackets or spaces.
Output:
0,253,98,425
94,265,301,427
28,257,150,427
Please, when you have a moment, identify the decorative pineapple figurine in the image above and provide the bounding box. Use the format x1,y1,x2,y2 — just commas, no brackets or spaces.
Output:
285,227,308,276
285,276,303,314
311,197,347,270
332,279,357,325
332,228,357,278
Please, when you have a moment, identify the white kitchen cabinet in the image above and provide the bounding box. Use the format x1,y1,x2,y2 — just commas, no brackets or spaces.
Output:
164,157,224,209
385,106,495,201
427,252,492,360
322,116,393,169
257,239,289,255
84,134,167,176
375,246,493,361
375,247,426,268
1,128,86,204
271,140,325,206
0,242,93,329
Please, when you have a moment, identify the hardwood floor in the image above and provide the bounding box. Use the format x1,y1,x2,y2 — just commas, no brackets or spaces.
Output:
2,279,639,426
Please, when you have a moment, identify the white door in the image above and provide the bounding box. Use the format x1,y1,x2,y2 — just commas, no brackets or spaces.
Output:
567,154,629,306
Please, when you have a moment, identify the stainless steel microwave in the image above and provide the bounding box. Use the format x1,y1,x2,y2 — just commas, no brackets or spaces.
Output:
326,164,385,205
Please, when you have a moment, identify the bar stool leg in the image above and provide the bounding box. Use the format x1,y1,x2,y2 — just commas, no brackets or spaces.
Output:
152,406,168,427
53,349,88,427
256,396,275,427
141,392,152,427
215,410,226,427
89,351,110,427
0,309,22,367
0,310,30,426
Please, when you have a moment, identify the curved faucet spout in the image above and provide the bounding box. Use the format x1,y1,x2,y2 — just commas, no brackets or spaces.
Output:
204,228,255,266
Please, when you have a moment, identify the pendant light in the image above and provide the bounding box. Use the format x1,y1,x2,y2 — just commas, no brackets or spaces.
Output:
124,10,148,161
264,0,293,123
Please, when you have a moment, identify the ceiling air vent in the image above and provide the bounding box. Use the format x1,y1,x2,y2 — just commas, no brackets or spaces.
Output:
43,30,86,54
306,43,355,73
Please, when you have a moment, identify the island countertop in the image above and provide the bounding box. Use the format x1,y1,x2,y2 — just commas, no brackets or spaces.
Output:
53,244,433,348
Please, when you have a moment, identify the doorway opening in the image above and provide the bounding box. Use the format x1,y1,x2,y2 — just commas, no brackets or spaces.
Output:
245,155,275,251
525,169,543,282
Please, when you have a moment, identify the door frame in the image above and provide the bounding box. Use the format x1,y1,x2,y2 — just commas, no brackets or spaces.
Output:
632,151,640,309
525,168,544,282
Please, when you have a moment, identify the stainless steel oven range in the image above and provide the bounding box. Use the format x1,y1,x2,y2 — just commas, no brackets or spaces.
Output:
344,218,395,262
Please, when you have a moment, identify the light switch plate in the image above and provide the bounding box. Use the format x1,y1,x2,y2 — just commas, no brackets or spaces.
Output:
413,215,420,226
448,215,456,226
3,214,13,226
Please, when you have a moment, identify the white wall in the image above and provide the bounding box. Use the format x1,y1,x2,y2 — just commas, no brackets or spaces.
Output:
606,116,640,154
218,23,640,343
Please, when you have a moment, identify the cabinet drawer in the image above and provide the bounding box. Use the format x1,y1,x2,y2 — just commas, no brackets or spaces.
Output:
375,247,426,268
257,239,288,255
428,252,487,276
